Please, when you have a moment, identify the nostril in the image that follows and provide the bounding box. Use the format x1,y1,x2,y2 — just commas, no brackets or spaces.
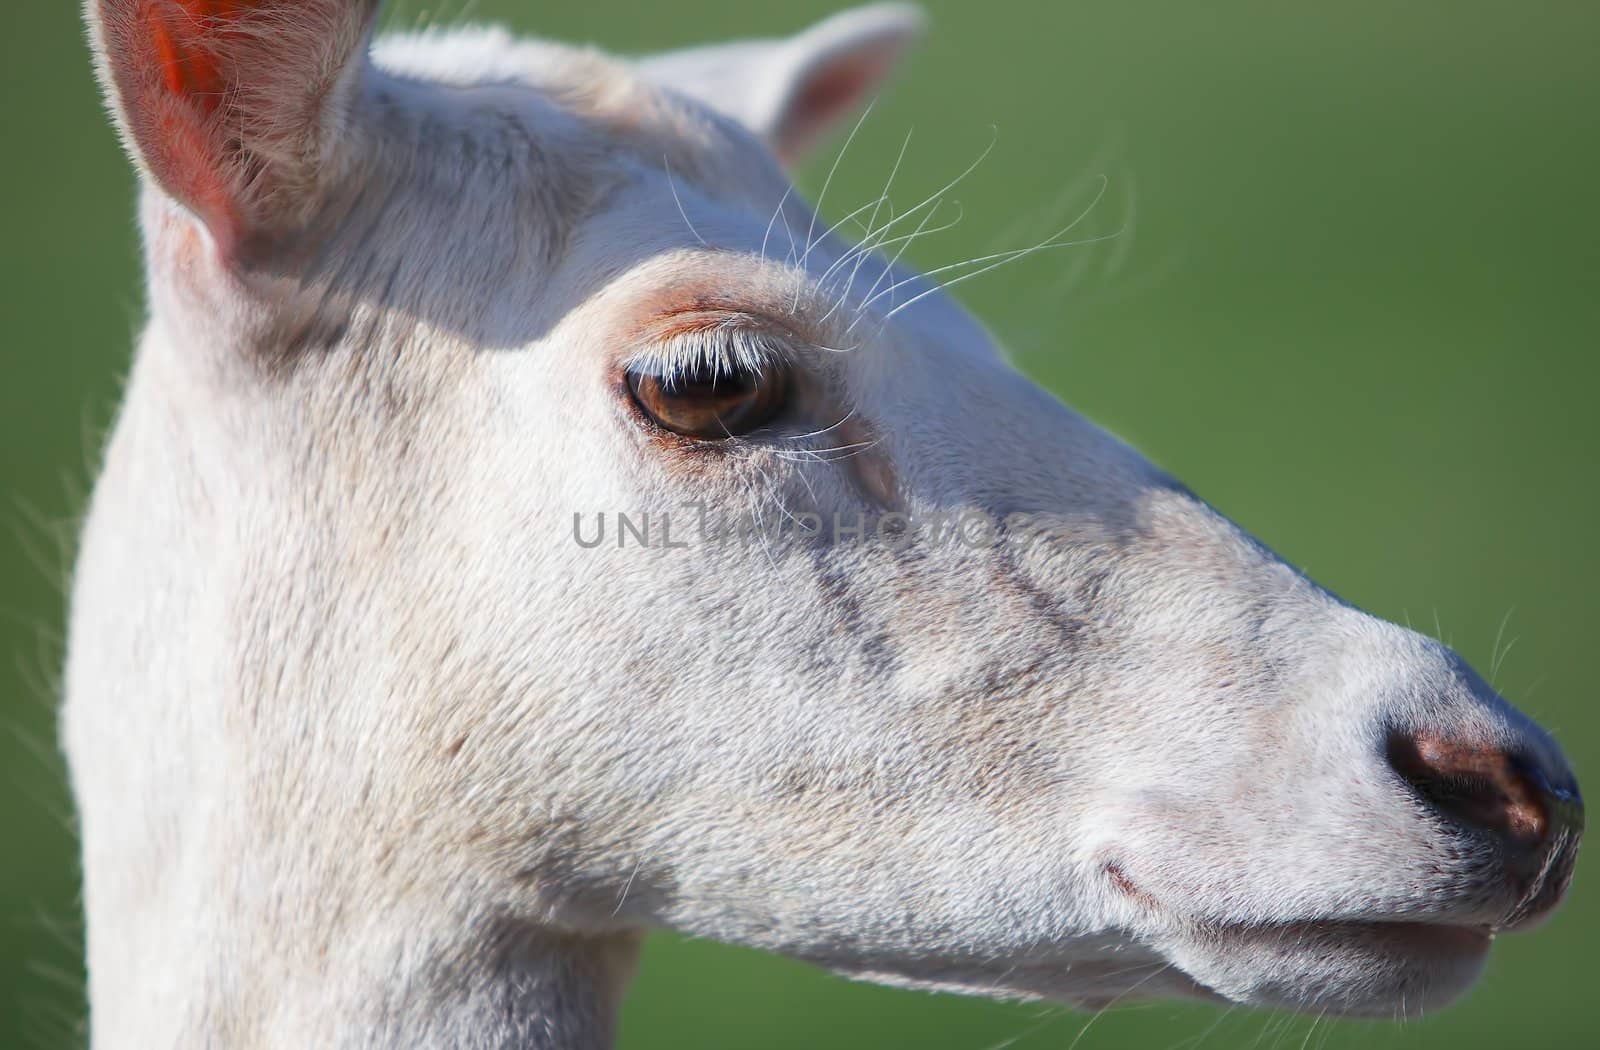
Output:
1385,730,1575,857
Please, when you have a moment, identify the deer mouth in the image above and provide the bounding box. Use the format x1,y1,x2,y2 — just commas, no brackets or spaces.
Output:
1197,917,1494,959
1176,917,1494,1015
1351,920,1494,954
1105,863,1498,1015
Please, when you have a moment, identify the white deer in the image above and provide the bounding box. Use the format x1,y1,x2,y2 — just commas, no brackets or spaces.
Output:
69,2,1582,1047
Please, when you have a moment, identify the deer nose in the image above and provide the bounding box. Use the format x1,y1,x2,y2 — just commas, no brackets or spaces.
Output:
1387,729,1584,912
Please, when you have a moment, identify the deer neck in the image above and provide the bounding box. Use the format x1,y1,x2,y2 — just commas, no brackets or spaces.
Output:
83,892,639,1049
305,925,640,1050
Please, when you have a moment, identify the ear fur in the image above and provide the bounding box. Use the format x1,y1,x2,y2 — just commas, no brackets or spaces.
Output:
641,3,925,166
87,0,382,259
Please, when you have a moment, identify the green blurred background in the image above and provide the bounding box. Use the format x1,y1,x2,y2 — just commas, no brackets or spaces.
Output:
3,0,1595,1046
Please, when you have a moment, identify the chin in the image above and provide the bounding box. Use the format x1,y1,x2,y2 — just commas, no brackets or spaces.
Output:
1158,919,1494,1018
840,918,1494,1020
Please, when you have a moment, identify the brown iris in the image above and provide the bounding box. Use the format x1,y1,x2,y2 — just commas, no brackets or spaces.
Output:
627,359,790,439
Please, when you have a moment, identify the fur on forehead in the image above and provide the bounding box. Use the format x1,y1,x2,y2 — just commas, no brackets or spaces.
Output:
370,28,789,203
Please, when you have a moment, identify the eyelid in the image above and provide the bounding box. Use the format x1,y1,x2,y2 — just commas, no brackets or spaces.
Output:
623,313,802,384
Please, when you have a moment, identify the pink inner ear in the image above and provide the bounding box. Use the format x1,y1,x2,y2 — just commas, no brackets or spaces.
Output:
128,1,267,252
779,46,901,164
795,57,880,129
101,0,379,259
145,1,245,110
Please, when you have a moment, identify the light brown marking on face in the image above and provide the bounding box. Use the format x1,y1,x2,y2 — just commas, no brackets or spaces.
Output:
629,299,814,351
590,250,848,350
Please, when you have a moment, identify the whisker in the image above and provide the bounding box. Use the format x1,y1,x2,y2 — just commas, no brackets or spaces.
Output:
847,125,1000,300
849,175,1115,333
1065,962,1174,1050
841,126,916,292
1103,167,1139,279
798,98,878,267
872,174,1109,302
850,198,963,323
800,195,892,278
1489,607,1518,686
664,155,706,247
861,127,912,242
815,204,965,326
817,197,963,294
772,440,879,464
760,180,798,264
878,228,1122,323
781,408,859,443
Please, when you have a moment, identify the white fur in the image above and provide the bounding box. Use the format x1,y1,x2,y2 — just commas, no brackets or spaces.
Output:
68,4,1577,1047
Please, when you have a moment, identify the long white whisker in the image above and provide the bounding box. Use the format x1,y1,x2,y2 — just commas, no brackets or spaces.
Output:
881,229,1123,320
772,441,880,464
792,196,892,310
844,126,915,288
816,204,965,326
777,437,878,458
851,198,961,322
878,174,1109,300
760,180,797,264
774,453,824,522
814,206,900,295
664,156,706,247
849,174,1113,331
1064,962,1174,1050
846,125,998,292
1104,166,1139,278
1490,606,1517,685
781,409,859,443
817,198,963,294
877,229,1122,317
979,134,1120,255
819,196,893,252
799,98,878,267
865,125,996,250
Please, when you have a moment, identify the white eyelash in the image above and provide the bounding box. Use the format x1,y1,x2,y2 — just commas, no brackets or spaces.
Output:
623,324,796,387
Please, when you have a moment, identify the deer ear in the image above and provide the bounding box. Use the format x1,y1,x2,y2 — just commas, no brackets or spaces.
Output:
642,4,924,166
88,0,381,260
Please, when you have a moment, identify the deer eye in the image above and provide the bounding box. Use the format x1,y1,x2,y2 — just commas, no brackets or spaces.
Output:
626,358,790,439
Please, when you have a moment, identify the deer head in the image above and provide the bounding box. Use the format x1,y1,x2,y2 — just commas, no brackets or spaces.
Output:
68,2,1581,1046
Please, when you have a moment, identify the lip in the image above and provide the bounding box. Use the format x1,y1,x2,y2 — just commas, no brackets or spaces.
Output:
1165,918,1497,1016
1106,861,1500,1013
1171,916,1499,979
1371,920,1495,955
1107,861,1499,958
1223,918,1496,957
